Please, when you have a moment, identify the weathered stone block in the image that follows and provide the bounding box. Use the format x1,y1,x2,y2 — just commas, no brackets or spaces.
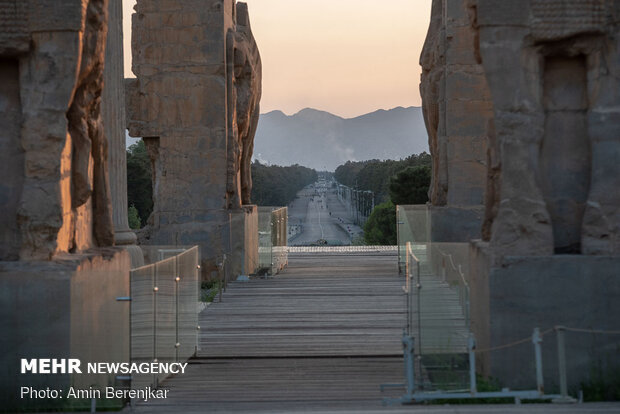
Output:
430,206,484,242
445,0,470,27
531,0,608,41
421,0,491,208
0,1,114,260
446,26,481,66
482,256,620,390
477,0,531,27
445,99,494,137
28,0,86,32
127,0,262,278
0,0,29,55
0,249,130,411
445,68,489,102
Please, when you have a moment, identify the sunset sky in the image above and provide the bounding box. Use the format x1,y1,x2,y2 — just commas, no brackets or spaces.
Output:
122,0,432,118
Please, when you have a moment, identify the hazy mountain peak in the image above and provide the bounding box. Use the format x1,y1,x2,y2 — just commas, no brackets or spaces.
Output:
263,109,286,117
292,107,344,121
254,106,429,171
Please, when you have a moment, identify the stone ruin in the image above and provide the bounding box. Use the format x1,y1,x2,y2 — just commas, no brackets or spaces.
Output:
422,0,620,390
420,0,491,242
0,0,263,408
477,0,620,258
0,0,114,260
0,0,130,409
126,0,261,279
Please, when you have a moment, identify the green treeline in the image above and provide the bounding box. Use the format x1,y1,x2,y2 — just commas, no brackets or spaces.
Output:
333,152,432,245
251,161,318,206
334,152,431,203
126,141,318,226
127,140,153,228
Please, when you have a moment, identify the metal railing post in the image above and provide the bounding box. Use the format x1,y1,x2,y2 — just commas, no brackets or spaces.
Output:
469,333,477,394
403,333,416,398
218,255,224,302
416,260,423,388
227,211,232,291
174,258,178,363
551,325,576,403
406,243,411,335
533,327,544,395
557,326,567,397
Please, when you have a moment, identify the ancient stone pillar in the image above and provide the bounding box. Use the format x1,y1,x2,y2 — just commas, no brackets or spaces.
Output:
0,2,131,409
103,0,137,247
463,0,620,393
127,0,261,278
419,0,492,242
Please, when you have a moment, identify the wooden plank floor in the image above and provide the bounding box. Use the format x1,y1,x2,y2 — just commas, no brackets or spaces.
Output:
129,251,408,412
198,253,404,357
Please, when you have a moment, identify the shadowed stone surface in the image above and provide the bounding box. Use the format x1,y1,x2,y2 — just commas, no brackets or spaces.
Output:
422,0,620,257
420,0,491,211
420,0,490,242
0,0,114,261
0,2,132,410
126,0,262,278
423,0,620,392
474,0,620,258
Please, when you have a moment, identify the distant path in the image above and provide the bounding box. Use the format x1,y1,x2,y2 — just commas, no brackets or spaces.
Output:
288,184,362,246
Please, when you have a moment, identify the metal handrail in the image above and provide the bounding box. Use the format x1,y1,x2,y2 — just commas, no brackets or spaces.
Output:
432,244,471,329
434,245,469,290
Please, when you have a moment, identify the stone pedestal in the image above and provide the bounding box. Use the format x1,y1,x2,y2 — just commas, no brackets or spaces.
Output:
470,242,620,391
429,206,484,243
0,249,131,411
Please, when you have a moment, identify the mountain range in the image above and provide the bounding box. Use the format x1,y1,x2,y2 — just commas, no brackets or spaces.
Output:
253,106,429,171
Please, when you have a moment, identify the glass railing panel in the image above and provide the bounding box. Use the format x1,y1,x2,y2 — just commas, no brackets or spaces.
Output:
258,207,274,272
176,246,200,362
272,207,288,273
130,264,155,389
397,205,430,274
257,207,288,275
129,245,200,390
398,205,471,392
154,256,177,385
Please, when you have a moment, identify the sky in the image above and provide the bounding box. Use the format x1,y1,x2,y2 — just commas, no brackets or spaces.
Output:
122,0,432,118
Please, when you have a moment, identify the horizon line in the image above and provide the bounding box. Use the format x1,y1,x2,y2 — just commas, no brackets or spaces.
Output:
261,105,421,119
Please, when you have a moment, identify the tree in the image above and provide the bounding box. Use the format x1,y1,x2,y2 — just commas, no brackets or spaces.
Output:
335,152,432,245
389,165,431,205
251,161,318,206
334,152,432,202
126,140,153,227
128,205,141,229
363,201,396,245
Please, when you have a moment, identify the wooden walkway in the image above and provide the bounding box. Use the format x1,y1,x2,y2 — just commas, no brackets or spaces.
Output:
129,251,407,412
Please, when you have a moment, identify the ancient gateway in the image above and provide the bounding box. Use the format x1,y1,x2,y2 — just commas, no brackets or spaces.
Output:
422,0,620,388
126,0,261,278
1,0,619,408
0,0,262,409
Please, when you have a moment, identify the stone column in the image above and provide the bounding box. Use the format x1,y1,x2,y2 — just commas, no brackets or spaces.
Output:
103,0,137,246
